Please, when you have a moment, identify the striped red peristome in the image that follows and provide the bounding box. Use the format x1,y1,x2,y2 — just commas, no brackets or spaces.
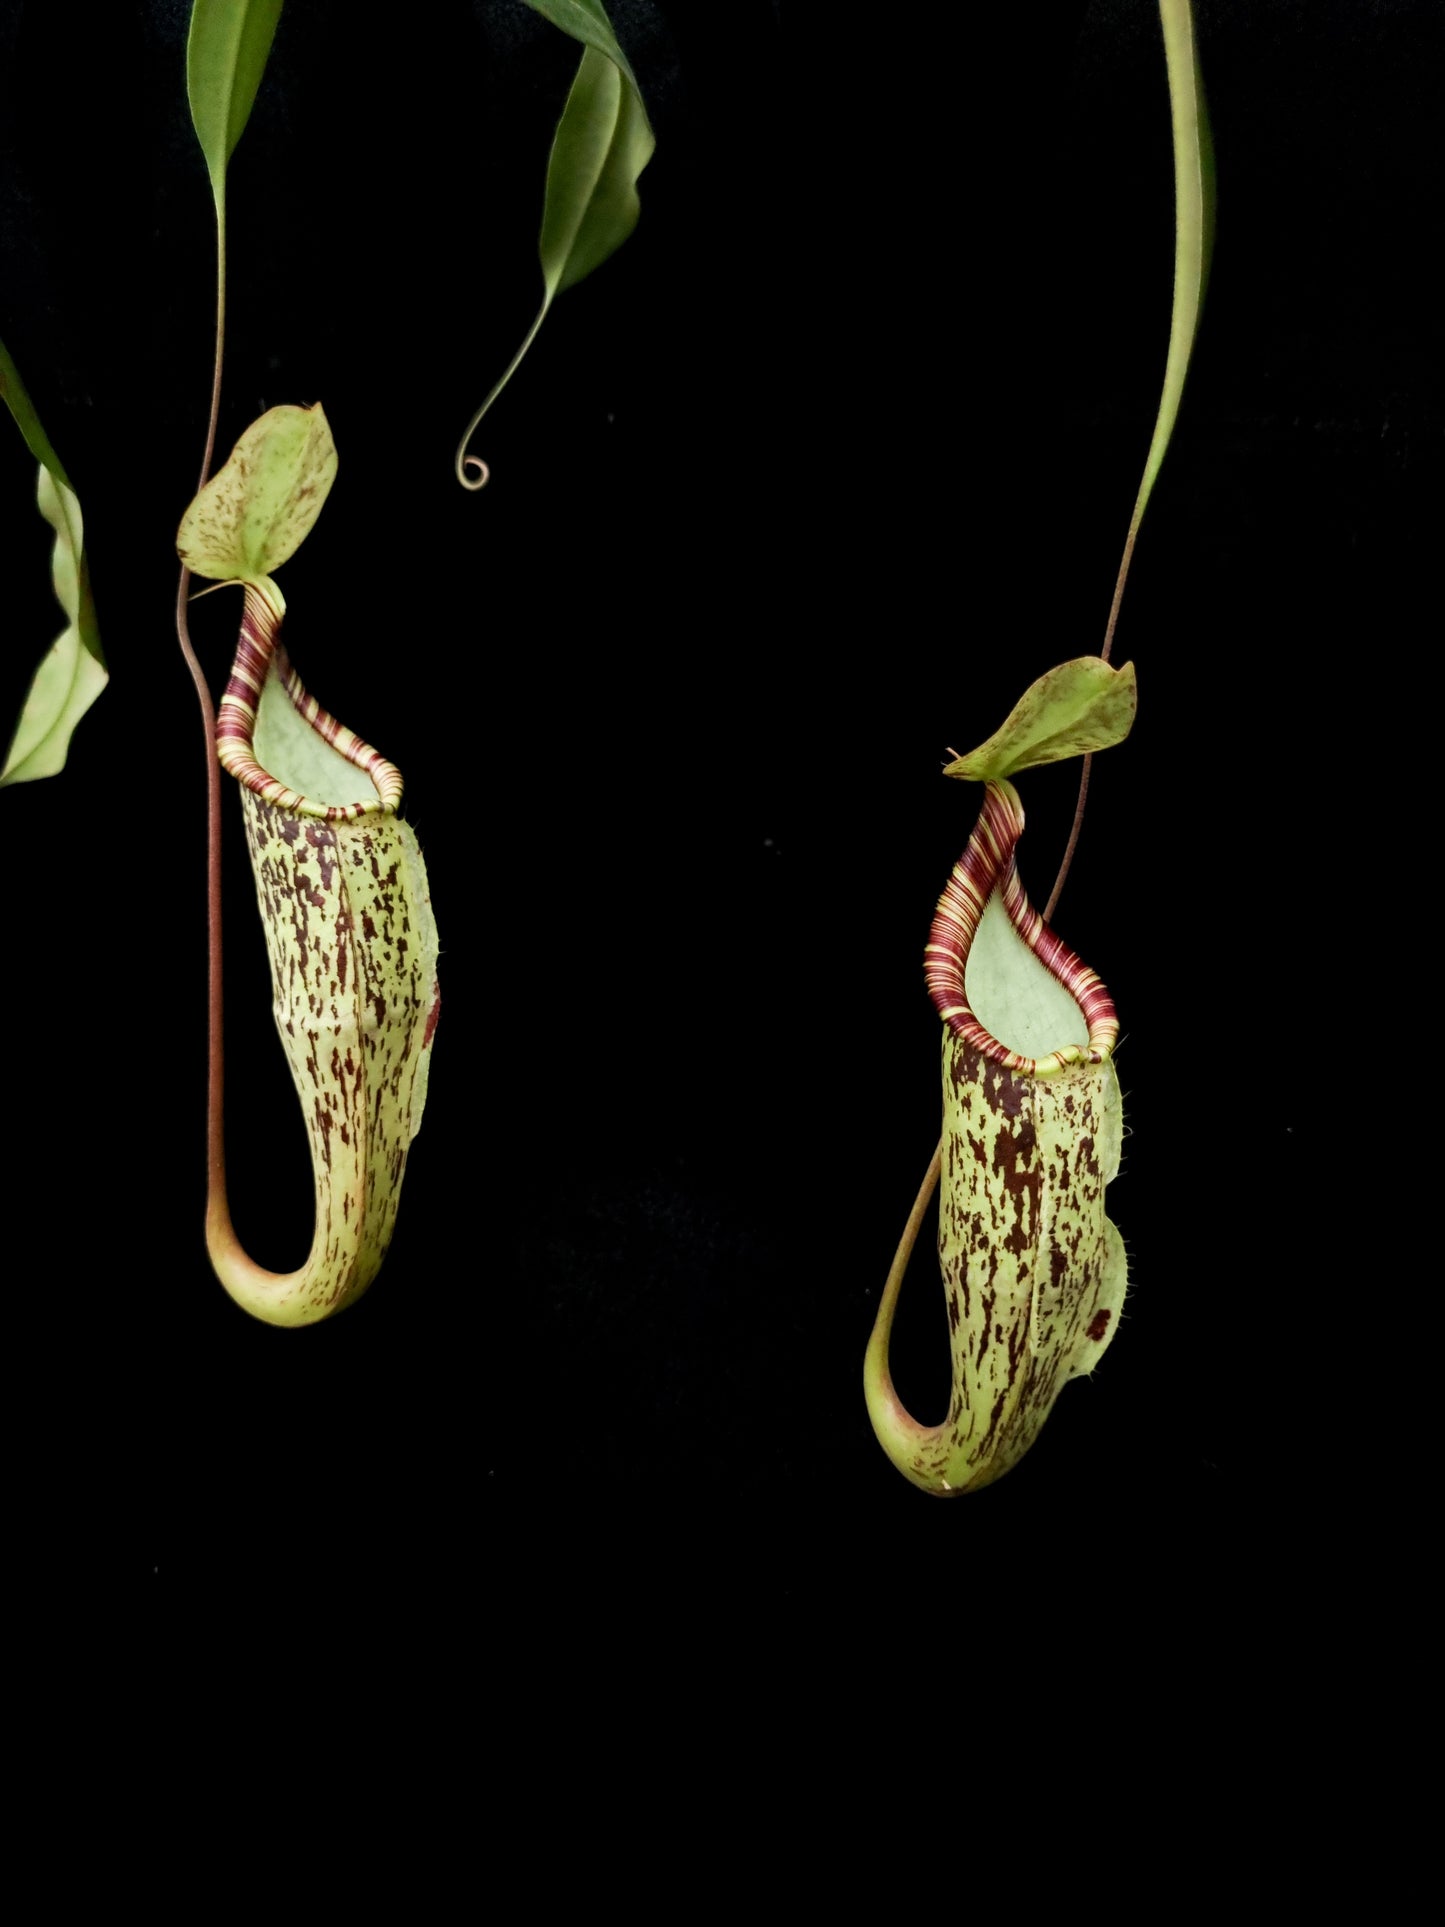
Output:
924,778,1119,1076
215,584,403,821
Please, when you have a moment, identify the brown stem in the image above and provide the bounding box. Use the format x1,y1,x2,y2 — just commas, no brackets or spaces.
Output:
1045,505,1139,920
175,219,237,1254
1044,753,1091,926
175,572,231,1238
865,1141,943,1423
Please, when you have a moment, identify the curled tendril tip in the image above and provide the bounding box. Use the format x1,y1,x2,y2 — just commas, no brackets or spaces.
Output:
456,450,491,492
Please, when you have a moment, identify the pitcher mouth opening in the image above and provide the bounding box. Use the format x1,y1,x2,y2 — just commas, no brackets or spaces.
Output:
924,778,1118,1078
216,584,403,822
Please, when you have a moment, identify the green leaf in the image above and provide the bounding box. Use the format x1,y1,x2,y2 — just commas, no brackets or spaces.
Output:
526,0,654,297
540,44,654,298
456,0,655,485
187,0,285,216
176,403,338,597
0,337,72,488
1128,0,1214,537
524,0,645,103
1,338,107,787
1,466,108,787
943,658,1137,782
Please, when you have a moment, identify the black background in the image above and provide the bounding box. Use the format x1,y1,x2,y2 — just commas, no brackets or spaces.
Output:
2,1,1433,1602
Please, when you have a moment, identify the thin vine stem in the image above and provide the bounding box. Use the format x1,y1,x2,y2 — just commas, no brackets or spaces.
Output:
867,1141,944,1418
1043,511,1137,923
453,300,547,490
173,211,235,1246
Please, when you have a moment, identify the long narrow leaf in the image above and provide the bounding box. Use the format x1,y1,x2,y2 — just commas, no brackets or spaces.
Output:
187,0,285,221
524,0,644,96
455,0,655,485
1,338,106,786
1129,0,1214,534
0,337,72,485
540,45,653,297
